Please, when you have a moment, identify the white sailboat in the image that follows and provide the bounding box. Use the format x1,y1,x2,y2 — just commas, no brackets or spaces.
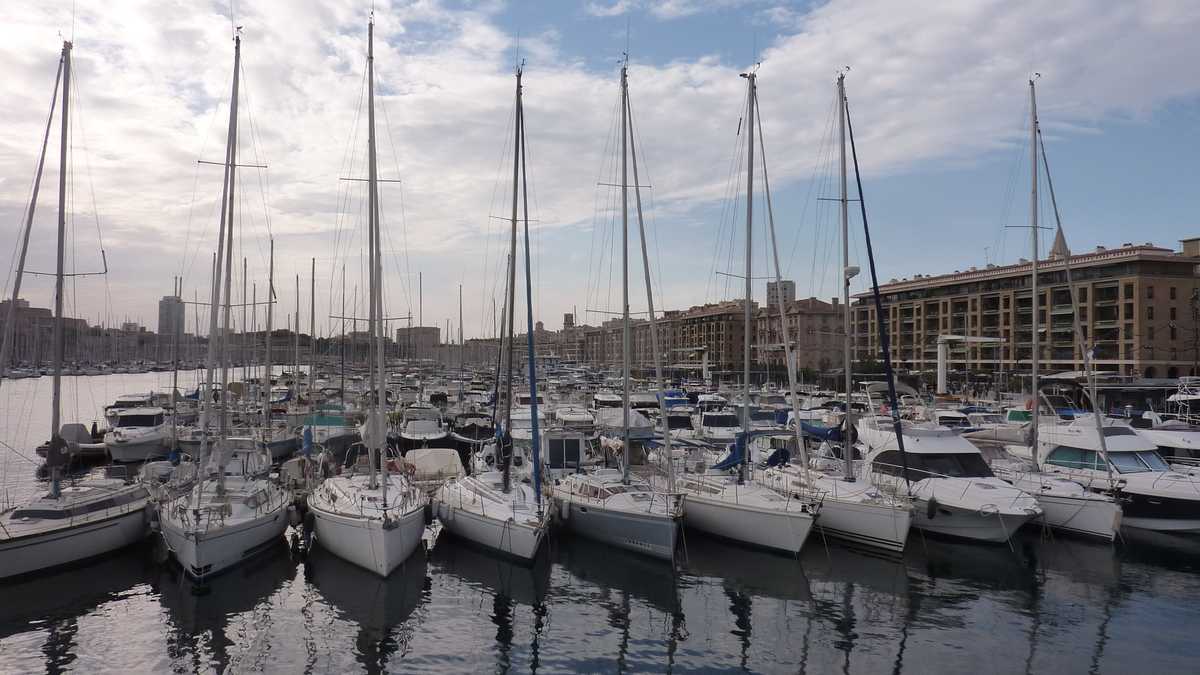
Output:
307,16,427,577
0,41,150,579
990,79,1121,541
158,32,290,580
645,67,820,555
551,58,682,561
757,73,912,553
435,64,549,562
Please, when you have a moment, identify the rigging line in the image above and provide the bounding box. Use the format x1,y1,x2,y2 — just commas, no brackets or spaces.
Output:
785,91,838,278
626,85,668,314
378,99,415,316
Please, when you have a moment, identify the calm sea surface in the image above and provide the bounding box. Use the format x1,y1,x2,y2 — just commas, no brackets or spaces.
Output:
2,372,1200,674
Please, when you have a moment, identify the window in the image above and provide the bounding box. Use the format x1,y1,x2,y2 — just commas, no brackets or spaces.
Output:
1079,288,1088,302
1147,286,1155,300
1171,325,1178,341
1170,287,1177,300
1170,307,1177,321
1124,283,1134,300
1148,307,1155,320
1046,446,1102,471
1148,326,1155,340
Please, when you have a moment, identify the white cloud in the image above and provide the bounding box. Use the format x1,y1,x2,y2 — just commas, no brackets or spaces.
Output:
0,0,1197,338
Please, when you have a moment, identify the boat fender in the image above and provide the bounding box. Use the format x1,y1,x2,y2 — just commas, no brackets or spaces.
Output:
926,497,939,520
560,499,570,520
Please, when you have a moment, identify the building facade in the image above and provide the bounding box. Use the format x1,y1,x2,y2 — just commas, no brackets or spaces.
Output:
851,240,1200,378
157,295,185,336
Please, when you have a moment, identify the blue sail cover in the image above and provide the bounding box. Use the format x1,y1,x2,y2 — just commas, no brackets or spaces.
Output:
711,436,745,471
800,421,841,441
765,446,790,467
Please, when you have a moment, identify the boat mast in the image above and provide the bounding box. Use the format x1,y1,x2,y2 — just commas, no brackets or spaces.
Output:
739,69,756,485
366,16,382,492
0,52,61,387
627,60,675,492
838,73,855,480
340,263,346,408
621,60,632,485
1029,78,1041,465
200,32,240,491
294,274,300,399
309,257,316,393
49,40,71,499
217,34,241,493
242,257,247,383
264,238,274,429
501,67,522,494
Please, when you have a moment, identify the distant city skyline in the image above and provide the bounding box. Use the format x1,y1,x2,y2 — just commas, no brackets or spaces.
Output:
2,1,1197,342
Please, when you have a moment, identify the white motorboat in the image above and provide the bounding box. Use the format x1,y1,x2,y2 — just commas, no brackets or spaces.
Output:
158,440,290,579
696,408,743,444
857,414,1042,543
0,469,149,579
103,392,160,426
398,403,449,451
1036,414,1200,533
104,406,170,462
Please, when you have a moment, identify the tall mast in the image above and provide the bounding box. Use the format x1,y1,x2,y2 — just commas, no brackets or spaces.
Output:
371,18,389,508
201,33,240,483
838,73,855,480
0,52,61,386
1029,78,1041,464
501,67,522,494
242,257,247,382
217,33,242,494
621,61,632,485
294,274,300,398
309,257,316,392
740,70,756,485
264,239,274,428
366,16,384,494
49,40,72,499
627,64,674,492
340,264,346,407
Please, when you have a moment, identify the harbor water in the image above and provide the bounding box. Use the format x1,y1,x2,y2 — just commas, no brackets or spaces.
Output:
2,373,1200,673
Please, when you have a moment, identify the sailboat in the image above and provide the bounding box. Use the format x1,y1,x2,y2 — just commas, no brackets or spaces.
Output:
307,16,427,577
990,79,1123,541
434,65,549,561
756,73,912,553
158,32,291,580
0,40,151,580
854,79,1042,544
548,58,683,561
658,68,819,556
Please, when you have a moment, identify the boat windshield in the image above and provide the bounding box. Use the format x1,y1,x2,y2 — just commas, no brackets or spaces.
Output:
873,450,994,481
937,415,970,428
1108,452,1155,474
667,415,693,430
704,414,740,428
1006,410,1033,422
970,414,1004,424
749,410,778,422
117,414,161,427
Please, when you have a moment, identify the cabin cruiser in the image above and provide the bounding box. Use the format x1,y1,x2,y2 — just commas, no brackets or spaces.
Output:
104,407,170,462
159,440,290,579
856,414,1041,543
398,404,448,451
0,467,150,579
696,409,743,444
1131,411,1200,467
104,393,162,426
1034,414,1200,533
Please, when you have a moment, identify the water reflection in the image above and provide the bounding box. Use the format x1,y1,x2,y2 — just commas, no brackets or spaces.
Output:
155,541,295,673
307,544,428,672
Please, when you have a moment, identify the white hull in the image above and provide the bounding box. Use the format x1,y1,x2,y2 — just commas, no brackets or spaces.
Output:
815,497,911,553
106,437,167,462
436,500,545,561
0,508,147,579
1034,493,1121,541
556,497,677,560
310,502,425,576
913,499,1038,543
683,493,814,554
160,507,288,579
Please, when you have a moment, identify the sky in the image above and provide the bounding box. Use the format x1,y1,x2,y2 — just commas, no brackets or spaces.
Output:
1,0,1198,343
